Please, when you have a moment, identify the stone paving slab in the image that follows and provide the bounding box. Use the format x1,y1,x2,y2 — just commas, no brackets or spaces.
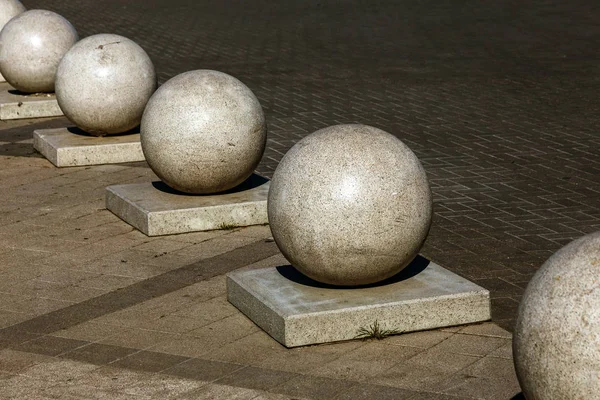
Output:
0,83,63,120
106,174,270,236
228,258,491,347
33,127,144,167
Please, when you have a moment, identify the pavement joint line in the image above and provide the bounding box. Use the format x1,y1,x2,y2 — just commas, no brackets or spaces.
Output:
0,238,279,349
4,333,375,396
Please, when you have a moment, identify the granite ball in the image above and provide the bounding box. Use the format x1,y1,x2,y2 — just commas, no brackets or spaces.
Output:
0,9,77,93
268,124,432,286
141,70,266,194
513,231,600,399
0,0,25,31
56,34,157,136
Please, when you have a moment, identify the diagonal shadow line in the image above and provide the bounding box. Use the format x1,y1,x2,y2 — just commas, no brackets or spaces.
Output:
0,239,279,349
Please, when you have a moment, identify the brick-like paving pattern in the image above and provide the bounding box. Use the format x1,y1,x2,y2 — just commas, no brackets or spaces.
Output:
19,0,600,330
0,0,598,398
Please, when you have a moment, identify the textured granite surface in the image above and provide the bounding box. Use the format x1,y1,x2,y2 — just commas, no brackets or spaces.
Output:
228,258,490,347
0,9,77,93
0,0,25,33
514,230,600,399
106,175,270,236
0,83,62,120
141,70,266,194
56,34,156,136
268,124,432,286
33,127,144,167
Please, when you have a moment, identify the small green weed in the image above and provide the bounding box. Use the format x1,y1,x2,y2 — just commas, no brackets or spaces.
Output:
218,222,237,230
355,320,401,340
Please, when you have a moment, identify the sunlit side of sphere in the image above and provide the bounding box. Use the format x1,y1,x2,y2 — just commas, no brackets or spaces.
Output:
56,33,157,135
0,0,26,32
268,124,432,286
141,70,266,194
0,9,77,93
514,231,600,399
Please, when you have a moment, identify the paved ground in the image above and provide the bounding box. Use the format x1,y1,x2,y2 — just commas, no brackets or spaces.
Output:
20,0,600,330
0,117,520,399
0,0,598,398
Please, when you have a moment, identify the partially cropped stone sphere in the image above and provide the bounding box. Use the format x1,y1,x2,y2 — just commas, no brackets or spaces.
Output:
141,70,266,194
0,10,77,93
513,231,600,399
0,0,25,31
56,34,157,136
268,124,432,286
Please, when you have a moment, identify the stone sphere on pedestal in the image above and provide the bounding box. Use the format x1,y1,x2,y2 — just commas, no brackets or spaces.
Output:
55,34,157,136
0,10,77,93
268,124,432,286
513,231,600,399
141,70,266,194
0,0,25,31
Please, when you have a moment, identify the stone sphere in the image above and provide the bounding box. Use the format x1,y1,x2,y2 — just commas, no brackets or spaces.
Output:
0,10,77,93
141,70,266,194
513,231,600,399
268,124,432,286
0,0,25,31
56,34,157,136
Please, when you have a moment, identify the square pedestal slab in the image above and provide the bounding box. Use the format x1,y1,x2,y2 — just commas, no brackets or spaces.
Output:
106,174,270,236
0,83,62,120
227,257,491,347
33,127,144,167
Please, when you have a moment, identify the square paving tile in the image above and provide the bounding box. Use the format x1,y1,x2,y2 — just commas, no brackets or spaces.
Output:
10,336,88,357
164,358,243,382
60,343,139,365
215,366,300,391
109,350,190,373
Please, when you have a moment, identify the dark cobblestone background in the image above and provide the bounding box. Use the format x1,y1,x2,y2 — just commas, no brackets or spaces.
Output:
21,0,600,330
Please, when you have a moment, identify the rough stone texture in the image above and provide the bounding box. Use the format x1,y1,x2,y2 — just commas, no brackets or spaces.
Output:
227,258,491,347
0,82,62,119
33,127,144,167
105,174,270,236
0,10,77,93
513,231,600,399
55,34,156,136
141,70,266,194
268,124,432,286
0,0,25,34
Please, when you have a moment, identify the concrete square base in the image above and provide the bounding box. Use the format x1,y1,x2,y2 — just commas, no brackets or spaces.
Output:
33,127,144,167
106,174,270,236
0,83,63,120
227,257,491,347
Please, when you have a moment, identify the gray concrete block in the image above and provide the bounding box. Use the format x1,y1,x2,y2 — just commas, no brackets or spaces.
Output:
105,174,270,236
227,257,491,347
0,82,63,120
33,127,144,167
